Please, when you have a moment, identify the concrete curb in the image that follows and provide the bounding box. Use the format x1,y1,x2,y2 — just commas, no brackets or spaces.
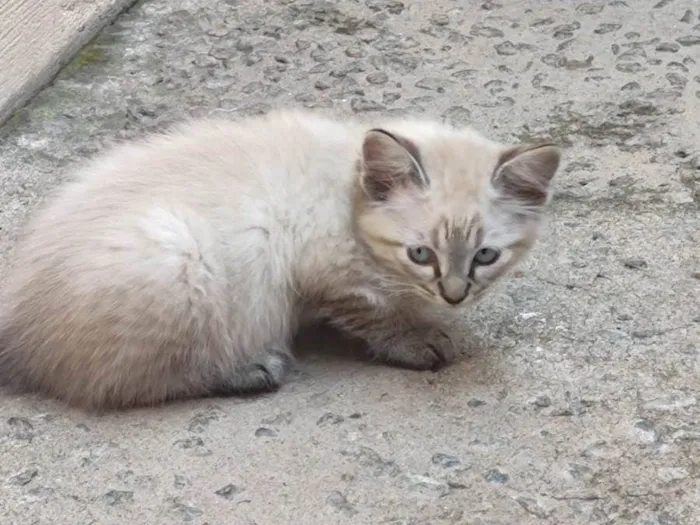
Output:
0,0,137,127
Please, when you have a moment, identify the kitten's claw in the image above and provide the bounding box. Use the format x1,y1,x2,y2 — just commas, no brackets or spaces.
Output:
372,326,455,372
210,349,293,397
426,344,448,372
250,350,294,390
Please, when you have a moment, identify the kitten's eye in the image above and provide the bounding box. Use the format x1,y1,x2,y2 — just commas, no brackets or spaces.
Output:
474,247,500,266
407,246,436,265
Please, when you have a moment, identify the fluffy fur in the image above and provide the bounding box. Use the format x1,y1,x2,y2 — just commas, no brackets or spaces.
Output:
0,110,561,409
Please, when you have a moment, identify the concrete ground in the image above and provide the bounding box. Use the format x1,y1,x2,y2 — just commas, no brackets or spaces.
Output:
0,0,135,126
0,0,698,524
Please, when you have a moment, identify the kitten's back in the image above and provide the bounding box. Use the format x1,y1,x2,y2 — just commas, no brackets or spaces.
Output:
0,110,359,409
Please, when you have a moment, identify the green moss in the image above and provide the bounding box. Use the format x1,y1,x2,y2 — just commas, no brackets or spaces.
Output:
9,84,79,126
60,45,109,80
73,46,107,67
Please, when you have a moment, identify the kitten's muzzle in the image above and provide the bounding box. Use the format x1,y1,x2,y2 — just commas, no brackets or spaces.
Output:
438,275,469,305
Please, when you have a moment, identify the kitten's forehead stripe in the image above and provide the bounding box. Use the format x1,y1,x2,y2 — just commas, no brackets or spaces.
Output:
442,217,451,241
430,224,441,249
474,224,485,248
439,214,483,276
446,224,470,274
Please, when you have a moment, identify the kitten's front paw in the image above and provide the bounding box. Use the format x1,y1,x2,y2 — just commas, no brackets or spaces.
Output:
372,326,456,372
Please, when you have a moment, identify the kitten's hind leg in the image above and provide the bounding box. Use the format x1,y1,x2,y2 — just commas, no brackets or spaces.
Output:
204,222,298,399
209,348,294,397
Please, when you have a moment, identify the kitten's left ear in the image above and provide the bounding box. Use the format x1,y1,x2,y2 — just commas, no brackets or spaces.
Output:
492,143,561,207
360,129,429,201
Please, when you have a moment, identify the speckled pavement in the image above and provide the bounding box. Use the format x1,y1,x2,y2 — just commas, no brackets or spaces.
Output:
1,1,699,524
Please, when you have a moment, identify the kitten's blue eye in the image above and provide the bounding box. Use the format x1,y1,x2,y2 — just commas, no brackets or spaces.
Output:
474,247,500,266
407,246,436,265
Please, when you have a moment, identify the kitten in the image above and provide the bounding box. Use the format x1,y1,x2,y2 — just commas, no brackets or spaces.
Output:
0,110,561,410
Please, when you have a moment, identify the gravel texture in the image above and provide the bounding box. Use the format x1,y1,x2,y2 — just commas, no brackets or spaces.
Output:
1,1,699,524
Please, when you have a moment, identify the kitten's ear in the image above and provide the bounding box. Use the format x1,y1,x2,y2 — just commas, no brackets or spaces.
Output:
492,143,561,208
360,129,429,201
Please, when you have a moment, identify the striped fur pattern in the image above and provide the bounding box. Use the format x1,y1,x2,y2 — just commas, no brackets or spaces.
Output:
0,110,561,409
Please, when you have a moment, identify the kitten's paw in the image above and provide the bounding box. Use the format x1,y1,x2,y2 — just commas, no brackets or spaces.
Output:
211,349,294,397
373,326,455,372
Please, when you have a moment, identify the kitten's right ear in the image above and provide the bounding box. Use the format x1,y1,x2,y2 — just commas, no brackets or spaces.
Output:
360,129,428,201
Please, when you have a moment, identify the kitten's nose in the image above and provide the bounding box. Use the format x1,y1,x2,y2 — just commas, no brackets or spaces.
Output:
438,276,469,305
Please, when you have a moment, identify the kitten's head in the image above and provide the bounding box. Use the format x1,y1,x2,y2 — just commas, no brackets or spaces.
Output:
353,120,561,307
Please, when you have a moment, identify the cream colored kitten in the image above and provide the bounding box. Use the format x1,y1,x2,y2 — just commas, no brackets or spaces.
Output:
0,109,560,410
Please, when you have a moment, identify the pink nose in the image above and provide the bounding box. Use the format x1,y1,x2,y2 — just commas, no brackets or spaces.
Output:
438,276,469,305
